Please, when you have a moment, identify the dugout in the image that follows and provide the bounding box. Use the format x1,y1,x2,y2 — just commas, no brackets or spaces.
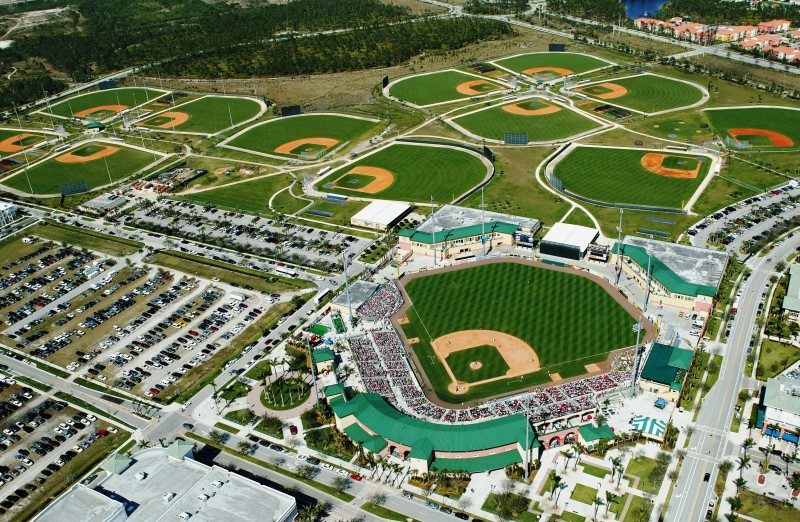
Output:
540,223,598,260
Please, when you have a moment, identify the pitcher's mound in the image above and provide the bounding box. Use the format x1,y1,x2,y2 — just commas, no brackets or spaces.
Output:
469,361,483,370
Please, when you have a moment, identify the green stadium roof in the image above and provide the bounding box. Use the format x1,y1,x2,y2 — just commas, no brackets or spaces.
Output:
640,343,694,389
398,221,519,245
312,348,335,364
324,382,346,398
578,423,615,443
334,393,537,453
344,423,388,454
612,243,719,297
430,449,522,473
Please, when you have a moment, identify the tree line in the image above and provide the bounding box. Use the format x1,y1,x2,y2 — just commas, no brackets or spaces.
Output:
463,0,528,15
657,0,800,26
545,0,627,24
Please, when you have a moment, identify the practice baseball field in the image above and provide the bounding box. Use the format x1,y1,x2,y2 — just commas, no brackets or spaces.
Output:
492,52,612,77
44,87,167,120
575,74,704,113
388,69,504,106
704,106,800,150
139,95,262,134
0,129,47,154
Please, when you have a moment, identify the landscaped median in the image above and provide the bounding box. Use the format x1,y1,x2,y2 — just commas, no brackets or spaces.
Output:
32,220,143,256
54,391,137,430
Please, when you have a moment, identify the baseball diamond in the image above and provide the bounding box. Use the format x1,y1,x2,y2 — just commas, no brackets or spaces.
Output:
44,87,167,120
575,74,705,113
0,130,46,153
705,106,800,150
492,52,612,77
388,69,504,106
139,95,262,134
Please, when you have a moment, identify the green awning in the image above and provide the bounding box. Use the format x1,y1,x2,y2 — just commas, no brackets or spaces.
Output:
578,423,615,442
324,382,345,397
431,449,522,473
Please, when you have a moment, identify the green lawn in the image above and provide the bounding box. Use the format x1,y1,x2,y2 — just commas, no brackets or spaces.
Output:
46,87,167,119
141,95,261,134
223,408,257,426
361,502,413,521
493,52,611,76
563,209,595,228
179,173,294,215
446,345,510,382
705,106,800,151
738,489,799,520
452,99,600,142
553,146,711,210
403,261,637,402
756,339,800,380
625,457,663,495
570,484,598,504
389,69,503,106
245,359,272,380
224,113,378,157
4,142,159,194
578,74,704,114
261,377,310,410
30,221,143,256
581,462,611,478
316,142,487,203
623,494,652,522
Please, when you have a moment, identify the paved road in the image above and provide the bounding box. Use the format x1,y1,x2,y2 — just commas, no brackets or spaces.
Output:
666,236,800,521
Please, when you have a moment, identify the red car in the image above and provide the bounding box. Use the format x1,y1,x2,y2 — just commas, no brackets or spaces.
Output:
289,425,298,436
350,473,362,481
149,387,160,395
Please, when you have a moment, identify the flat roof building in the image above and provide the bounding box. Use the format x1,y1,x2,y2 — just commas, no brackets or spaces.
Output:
0,202,17,227
639,342,694,402
761,375,800,448
351,201,411,230
34,442,297,522
539,223,599,260
782,264,800,323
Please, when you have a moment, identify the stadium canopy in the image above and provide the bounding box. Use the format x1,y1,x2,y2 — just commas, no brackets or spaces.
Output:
398,221,518,245
630,415,667,438
540,222,598,260
640,343,693,391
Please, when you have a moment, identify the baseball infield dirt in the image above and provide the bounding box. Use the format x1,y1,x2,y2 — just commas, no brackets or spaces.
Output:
522,67,574,76
640,153,701,179
56,145,120,164
455,79,496,96
275,137,340,155
728,127,794,147
74,104,127,118
148,111,191,129
502,103,561,116
584,82,627,100
0,133,34,153
334,165,394,194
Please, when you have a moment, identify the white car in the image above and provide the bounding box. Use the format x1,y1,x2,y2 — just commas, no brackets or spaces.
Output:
108,426,118,434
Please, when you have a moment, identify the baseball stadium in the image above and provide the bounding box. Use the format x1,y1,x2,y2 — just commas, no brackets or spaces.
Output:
572,73,706,114
221,113,380,160
314,141,490,203
1,141,165,195
550,145,713,210
448,97,604,143
491,52,614,79
42,87,169,121
386,69,506,107
0,129,48,154
137,95,264,134
704,106,800,150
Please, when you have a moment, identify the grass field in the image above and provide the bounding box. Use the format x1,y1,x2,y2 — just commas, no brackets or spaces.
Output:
553,146,711,209
451,99,600,142
705,107,800,150
316,142,487,203
224,113,378,158
577,74,704,114
446,345,510,383
179,173,295,215
0,128,47,153
3,142,159,194
388,70,504,106
140,95,262,134
30,221,143,256
402,262,637,402
45,87,167,119
493,52,611,77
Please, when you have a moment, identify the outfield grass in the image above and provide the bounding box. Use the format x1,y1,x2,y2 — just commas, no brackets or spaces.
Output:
553,146,711,209
452,99,600,142
389,70,503,106
0,128,47,152
705,107,800,151
224,113,378,157
3,142,159,194
46,87,166,119
493,52,611,76
402,262,636,402
578,74,704,114
446,345,510,383
141,95,261,134
179,173,294,214
316,142,487,203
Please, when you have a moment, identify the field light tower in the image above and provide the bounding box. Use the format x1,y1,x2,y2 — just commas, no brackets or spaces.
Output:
630,315,644,398
480,186,487,257
430,196,437,267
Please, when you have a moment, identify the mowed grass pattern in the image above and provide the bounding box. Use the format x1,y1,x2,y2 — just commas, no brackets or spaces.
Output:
225,114,377,156
705,107,800,150
46,88,166,118
316,142,487,202
389,70,502,106
493,52,610,75
143,96,261,134
554,146,711,209
0,128,46,149
403,262,636,402
180,173,294,214
446,345,509,383
583,74,704,113
452,100,600,141
3,143,157,194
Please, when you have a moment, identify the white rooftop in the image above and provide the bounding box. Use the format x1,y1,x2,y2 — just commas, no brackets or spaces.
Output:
0,202,15,211
34,483,125,522
542,222,598,250
351,200,410,226
416,204,540,234
331,279,379,310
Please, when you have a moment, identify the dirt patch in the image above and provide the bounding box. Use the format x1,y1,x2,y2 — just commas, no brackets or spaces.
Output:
408,337,420,345
56,145,120,164
585,363,602,373
585,82,627,100
640,152,701,179
333,165,394,194
275,137,340,155
456,79,495,96
522,66,574,76
397,316,409,325
502,102,561,116
550,373,563,381
0,133,35,153
74,104,127,118
728,127,794,147
147,111,191,129
469,361,483,370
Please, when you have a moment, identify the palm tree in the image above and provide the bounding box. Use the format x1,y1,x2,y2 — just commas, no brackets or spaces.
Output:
555,483,568,505
733,477,747,492
783,449,797,476
788,472,800,492
726,495,743,516
736,455,751,479
572,443,583,471
592,496,605,520
595,412,607,426
549,472,562,500
562,449,574,472
741,437,755,456
605,491,618,516
610,456,623,482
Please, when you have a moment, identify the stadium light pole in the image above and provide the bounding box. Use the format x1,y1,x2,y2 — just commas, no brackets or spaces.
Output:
480,186,486,257
630,316,644,398
615,209,624,285
342,249,353,324
430,195,437,267
103,155,113,186
644,246,653,313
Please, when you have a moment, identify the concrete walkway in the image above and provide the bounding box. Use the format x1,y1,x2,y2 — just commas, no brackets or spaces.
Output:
246,373,317,420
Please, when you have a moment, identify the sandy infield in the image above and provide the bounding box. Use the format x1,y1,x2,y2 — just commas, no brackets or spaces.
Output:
456,79,496,96
522,66,574,76
147,111,191,129
56,145,120,164
0,133,35,153
502,102,561,116
584,363,602,373
333,165,394,194
640,153,701,179
275,137,339,155
585,82,627,100
728,127,794,147
432,329,540,395
74,104,127,118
